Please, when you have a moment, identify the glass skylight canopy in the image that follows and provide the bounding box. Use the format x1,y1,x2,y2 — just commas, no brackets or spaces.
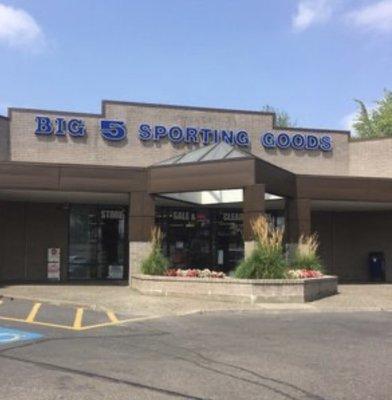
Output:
155,142,252,166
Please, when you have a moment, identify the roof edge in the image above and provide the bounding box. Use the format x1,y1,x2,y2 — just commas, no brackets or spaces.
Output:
297,173,392,182
8,107,101,118
102,100,276,117
349,136,392,143
280,126,350,135
6,100,350,135
0,159,146,171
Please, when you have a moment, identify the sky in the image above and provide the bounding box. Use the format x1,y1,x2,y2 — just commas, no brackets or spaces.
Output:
0,0,391,133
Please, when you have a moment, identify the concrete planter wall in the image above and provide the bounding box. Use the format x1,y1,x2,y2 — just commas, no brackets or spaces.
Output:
131,274,338,303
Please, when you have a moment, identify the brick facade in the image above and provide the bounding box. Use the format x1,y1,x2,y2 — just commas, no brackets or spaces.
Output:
1,100,392,283
0,117,9,161
8,101,349,175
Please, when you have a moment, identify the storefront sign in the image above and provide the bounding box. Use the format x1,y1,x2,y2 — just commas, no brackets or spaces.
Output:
101,210,124,220
138,124,250,147
108,265,124,279
260,132,332,152
221,212,243,222
34,116,333,151
35,117,126,141
172,211,196,221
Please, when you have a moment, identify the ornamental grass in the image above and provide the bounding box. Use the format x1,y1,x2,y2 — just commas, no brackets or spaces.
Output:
291,233,323,272
141,227,169,275
234,215,287,279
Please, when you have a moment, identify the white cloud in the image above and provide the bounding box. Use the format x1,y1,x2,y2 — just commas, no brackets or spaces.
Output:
0,3,44,50
341,110,358,135
292,0,335,31
346,0,392,33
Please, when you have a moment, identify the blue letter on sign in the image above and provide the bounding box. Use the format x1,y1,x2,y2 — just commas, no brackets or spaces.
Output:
291,133,305,150
35,116,53,135
101,120,127,141
154,126,167,141
168,126,184,143
55,118,67,136
319,135,332,152
235,131,250,147
305,135,319,150
261,132,276,148
67,119,86,137
139,124,152,141
276,133,291,149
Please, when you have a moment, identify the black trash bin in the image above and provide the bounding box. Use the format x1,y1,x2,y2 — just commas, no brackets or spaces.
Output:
368,252,385,282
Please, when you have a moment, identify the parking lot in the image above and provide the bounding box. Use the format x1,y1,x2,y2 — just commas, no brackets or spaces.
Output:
0,308,392,400
0,296,156,332
0,285,392,399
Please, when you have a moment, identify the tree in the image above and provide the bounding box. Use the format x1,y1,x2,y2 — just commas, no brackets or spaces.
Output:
262,105,297,127
353,90,392,138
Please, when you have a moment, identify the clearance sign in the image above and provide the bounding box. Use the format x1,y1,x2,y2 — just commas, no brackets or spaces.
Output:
34,116,333,152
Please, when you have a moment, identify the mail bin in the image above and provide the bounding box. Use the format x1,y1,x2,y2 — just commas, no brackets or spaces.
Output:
368,252,385,282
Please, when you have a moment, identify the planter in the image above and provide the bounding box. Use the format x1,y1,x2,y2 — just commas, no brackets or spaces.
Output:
131,274,338,303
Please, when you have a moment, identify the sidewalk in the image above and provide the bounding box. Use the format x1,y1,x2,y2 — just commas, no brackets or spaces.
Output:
0,283,391,318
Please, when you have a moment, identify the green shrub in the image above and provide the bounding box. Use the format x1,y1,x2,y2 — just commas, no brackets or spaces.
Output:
291,234,323,272
141,246,169,275
234,215,287,279
235,243,287,279
140,227,169,275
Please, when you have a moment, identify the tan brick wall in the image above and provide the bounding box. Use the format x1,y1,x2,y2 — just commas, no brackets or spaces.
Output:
349,138,392,178
265,128,349,175
129,241,152,281
9,102,349,176
0,117,9,161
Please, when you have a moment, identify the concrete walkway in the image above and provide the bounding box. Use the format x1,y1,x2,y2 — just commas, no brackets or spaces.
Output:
0,283,391,318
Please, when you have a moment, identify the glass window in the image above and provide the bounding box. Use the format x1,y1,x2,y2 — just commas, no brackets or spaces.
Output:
68,205,126,280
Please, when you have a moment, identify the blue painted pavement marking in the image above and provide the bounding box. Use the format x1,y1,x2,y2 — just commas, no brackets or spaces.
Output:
0,327,42,345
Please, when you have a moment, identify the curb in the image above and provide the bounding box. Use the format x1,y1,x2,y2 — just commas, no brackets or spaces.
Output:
1,293,391,320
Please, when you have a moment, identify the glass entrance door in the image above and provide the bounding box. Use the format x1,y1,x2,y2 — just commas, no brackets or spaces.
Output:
68,205,126,280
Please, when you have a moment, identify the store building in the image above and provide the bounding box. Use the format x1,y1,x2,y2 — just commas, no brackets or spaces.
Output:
0,100,391,283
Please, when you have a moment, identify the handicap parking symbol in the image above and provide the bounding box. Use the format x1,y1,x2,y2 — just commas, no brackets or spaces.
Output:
0,327,42,345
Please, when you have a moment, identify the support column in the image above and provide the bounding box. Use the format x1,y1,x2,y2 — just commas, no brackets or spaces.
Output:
128,191,155,282
285,198,311,244
243,184,265,258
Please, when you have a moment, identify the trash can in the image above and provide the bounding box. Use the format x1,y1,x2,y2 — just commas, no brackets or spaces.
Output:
368,252,385,282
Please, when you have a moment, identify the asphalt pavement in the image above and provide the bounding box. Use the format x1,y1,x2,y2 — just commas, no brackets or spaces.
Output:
0,306,391,400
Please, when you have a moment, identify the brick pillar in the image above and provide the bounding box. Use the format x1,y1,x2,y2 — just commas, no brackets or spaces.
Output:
285,198,311,248
243,184,265,258
129,192,155,282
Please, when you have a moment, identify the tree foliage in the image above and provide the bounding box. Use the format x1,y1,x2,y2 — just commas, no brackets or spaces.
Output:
262,105,297,128
353,90,392,138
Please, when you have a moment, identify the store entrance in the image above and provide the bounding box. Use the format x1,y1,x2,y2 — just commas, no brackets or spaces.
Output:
156,207,244,273
68,205,127,280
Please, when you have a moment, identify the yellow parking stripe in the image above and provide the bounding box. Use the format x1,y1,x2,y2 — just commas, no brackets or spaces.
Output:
78,315,162,331
26,303,42,323
0,299,164,331
0,315,79,330
73,308,84,329
106,311,119,323
0,314,161,331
